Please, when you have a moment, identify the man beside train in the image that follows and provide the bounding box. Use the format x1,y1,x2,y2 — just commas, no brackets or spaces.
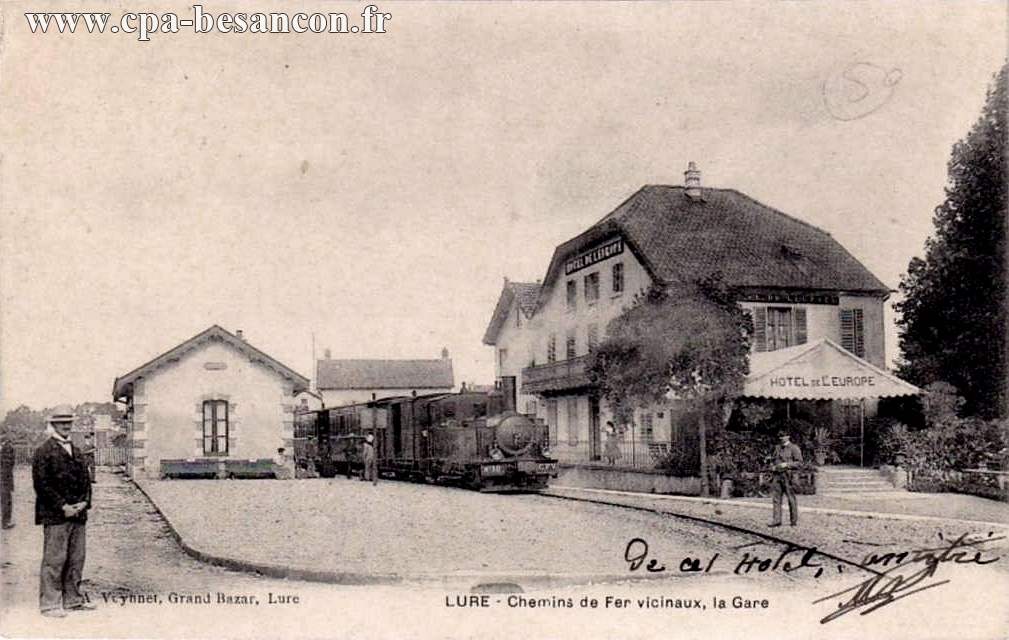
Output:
361,434,378,485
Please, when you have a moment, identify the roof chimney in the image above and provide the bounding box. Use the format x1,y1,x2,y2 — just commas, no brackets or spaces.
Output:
684,161,702,200
441,347,450,359
235,329,244,340
323,348,332,359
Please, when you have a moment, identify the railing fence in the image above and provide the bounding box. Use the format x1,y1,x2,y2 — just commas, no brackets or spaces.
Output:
9,444,130,466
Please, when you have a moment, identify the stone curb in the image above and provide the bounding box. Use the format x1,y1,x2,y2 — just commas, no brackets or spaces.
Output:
545,486,1009,530
128,477,694,588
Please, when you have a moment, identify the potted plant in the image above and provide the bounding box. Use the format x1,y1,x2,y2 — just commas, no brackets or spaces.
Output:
813,426,835,466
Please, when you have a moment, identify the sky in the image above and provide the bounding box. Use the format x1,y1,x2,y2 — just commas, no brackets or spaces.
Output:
0,1,1005,412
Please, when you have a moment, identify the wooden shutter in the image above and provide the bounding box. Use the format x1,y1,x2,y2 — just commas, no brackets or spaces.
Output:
753,306,767,352
547,400,558,445
853,309,864,358
567,397,579,446
840,308,865,357
794,307,808,345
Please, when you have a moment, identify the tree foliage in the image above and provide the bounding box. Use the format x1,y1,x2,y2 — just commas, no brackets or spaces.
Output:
587,275,753,494
895,63,1007,419
1,402,124,446
588,275,752,418
1,405,49,446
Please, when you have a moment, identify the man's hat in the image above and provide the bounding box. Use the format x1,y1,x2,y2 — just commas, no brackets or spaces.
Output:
48,405,76,424
777,430,790,438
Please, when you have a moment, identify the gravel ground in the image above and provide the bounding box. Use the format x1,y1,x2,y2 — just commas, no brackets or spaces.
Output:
3,469,1007,640
138,475,752,583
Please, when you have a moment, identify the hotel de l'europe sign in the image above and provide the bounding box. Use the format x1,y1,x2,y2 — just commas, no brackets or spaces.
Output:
564,238,624,275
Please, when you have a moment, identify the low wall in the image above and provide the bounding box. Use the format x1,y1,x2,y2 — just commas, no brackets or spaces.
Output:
554,464,701,495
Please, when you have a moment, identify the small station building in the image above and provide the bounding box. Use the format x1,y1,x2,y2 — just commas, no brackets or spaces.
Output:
113,325,309,478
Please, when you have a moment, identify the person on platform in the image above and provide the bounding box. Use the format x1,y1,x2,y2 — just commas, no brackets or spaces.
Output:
361,434,378,485
32,406,96,617
1,435,16,529
80,433,96,484
767,430,803,528
603,421,622,466
273,448,294,480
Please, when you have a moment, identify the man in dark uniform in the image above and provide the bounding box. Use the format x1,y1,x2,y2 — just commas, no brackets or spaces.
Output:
32,406,96,617
361,434,378,485
1,435,16,529
768,430,803,527
81,433,96,483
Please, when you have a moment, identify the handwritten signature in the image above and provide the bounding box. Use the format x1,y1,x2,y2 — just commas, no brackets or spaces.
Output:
624,530,1002,624
813,531,1002,624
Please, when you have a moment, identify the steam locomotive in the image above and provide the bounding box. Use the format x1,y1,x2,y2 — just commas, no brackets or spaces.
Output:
293,389,558,492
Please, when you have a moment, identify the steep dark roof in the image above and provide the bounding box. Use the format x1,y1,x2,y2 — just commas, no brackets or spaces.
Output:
539,186,890,300
317,359,454,390
112,325,309,400
482,280,541,345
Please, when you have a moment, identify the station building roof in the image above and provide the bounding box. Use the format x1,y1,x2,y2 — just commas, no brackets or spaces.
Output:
317,358,455,390
112,325,309,400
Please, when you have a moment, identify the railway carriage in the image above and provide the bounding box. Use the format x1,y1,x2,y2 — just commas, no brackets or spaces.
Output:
294,389,557,491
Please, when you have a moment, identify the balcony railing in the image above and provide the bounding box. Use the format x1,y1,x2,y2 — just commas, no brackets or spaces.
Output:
521,356,593,395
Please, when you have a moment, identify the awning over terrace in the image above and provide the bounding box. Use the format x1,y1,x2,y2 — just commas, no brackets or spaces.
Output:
744,339,921,400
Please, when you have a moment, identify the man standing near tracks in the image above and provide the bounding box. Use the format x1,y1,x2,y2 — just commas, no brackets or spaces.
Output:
1,435,16,529
80,433,96,484
768,430,803,528
361,434,378,485
32,405,96,617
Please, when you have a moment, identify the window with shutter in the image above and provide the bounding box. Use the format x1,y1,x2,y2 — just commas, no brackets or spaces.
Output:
547,399,558,445
753,307,767,352
768,308,792,350
840,308,865,357
641,412,654,443
612,262,624,294
584,272,600,304
853,308,864,357
567,397,579,446
794,307,807,345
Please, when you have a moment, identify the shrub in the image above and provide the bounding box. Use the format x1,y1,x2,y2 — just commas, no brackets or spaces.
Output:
654,445,700,477
875,419,910,465
728,466,817,497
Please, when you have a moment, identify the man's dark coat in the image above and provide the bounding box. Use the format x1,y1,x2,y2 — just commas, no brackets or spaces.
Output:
32,438,91,525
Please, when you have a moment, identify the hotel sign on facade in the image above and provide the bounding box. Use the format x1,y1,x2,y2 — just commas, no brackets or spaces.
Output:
564,238,624,275
768,374,876,389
